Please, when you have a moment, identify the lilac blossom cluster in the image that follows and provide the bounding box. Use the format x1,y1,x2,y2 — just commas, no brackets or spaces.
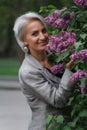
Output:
80,85,87,94
50,64,64,75
70,69,87,82
44,8,75,28
45,31,76,53
74,0,87,8
70,49,87,62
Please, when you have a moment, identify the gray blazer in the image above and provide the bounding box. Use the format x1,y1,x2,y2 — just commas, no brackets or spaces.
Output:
19,54,74,130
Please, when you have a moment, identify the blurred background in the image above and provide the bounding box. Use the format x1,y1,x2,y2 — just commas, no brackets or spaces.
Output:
0,0,70,130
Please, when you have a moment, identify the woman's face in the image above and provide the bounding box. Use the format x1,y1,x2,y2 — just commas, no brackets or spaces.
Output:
23,19,49,54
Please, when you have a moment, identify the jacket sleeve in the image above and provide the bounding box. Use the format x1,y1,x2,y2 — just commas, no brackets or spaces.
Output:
19,68,74,108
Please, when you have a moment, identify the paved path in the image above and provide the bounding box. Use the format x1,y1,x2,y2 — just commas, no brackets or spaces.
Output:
0,77,32,130
0,76,21,89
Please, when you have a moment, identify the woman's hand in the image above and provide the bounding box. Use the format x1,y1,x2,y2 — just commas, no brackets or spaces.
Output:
66,60,74,70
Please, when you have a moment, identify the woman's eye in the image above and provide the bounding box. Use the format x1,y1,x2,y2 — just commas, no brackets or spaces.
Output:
42,28,47,33
32,31,38,36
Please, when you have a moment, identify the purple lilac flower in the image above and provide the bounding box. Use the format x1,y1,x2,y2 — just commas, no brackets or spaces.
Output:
62,13,75,20
73,0,87,8
74,0,84,6
50,64,64,75
52,18,70,28
45,42,57,51
52,8,67,18
44,8,75,28
56,31,76,53
45,43,52,51
49,35,63,43
70,53,79,60
62,31,76,43
80,85,87,94
70,69,87,82
45,35,62,53
44,16,56,25
46,31,76,53
83,0,87,7
70,49,87,62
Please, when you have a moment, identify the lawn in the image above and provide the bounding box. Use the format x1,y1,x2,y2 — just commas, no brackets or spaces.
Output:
0,58,20,76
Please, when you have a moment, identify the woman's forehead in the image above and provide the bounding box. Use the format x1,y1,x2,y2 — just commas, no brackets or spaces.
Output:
25,20,45,32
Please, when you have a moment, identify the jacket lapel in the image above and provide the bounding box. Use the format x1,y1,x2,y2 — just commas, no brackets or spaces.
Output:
25,54,60,83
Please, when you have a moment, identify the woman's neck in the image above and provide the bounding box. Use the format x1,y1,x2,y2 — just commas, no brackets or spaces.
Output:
31,50,47,62
30,51,53,68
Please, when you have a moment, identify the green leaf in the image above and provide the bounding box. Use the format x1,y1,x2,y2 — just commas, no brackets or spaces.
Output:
68,117,79,128
67,97,74,105
75,41,82,50
76,127,84,130
62,126,72,130
48,5,57,9
81,76,87,86
83,24,87,29
60,10,70,17
46,114,54,130
80,33,87,40
46,114,53,125
55,115,64,124
55,51,70,63
71,5,79,10
79,109,87,117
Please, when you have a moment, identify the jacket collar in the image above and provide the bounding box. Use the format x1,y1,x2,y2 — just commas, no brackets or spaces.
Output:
25,54,60,83
25,53,43,69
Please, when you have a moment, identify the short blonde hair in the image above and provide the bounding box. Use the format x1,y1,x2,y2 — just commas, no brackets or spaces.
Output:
13,12,48,51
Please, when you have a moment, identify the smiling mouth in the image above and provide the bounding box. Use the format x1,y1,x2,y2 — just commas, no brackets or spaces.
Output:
40,43,48,47
39,41,48,44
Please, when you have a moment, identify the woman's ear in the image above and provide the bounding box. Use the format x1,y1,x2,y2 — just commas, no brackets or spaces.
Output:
24,42,28,46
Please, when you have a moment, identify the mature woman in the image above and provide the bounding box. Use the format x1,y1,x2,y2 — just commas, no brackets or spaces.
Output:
13,12,75,130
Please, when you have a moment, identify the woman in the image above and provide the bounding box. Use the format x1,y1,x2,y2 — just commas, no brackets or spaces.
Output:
13,12,75,130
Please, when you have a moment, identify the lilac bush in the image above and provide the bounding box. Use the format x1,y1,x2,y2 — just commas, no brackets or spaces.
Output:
40,1,87,129
44,2,87,94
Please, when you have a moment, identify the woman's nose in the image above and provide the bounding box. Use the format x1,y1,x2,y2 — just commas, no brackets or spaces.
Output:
39,32,45,39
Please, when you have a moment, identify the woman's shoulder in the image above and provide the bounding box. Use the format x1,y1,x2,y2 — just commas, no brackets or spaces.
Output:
19,57,42,78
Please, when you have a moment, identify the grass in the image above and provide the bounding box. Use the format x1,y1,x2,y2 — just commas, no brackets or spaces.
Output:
0,58,20,76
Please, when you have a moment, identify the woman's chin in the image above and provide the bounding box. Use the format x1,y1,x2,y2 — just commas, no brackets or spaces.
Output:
39,45,47,51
